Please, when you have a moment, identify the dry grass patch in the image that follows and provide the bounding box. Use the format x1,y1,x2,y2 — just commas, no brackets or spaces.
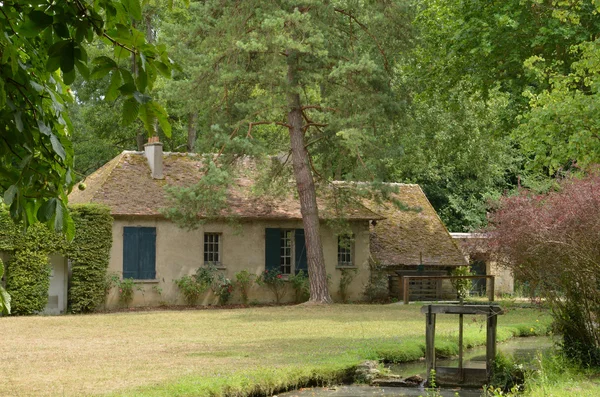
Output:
0,303,549,396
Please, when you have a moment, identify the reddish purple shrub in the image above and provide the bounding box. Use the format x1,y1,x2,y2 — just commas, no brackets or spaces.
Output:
487,173,600,364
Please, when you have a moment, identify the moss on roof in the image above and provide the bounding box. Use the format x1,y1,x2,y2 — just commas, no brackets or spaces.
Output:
69,151,382,220
368,184,468,267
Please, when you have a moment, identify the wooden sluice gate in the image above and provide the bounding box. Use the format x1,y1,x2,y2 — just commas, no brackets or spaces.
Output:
421,304,504,387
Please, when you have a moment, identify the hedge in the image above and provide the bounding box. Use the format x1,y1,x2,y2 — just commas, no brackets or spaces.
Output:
0,204,113,315
66,205,113,313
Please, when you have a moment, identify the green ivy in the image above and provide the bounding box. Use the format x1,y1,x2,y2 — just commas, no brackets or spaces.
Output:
66,205,113,313
6,248,51,315
0,204,112,315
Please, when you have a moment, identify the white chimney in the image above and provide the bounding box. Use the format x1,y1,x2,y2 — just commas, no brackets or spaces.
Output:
144,137,164,179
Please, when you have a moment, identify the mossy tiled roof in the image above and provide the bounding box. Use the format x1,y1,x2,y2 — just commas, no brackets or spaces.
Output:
369,184,468,267
69,151,383,220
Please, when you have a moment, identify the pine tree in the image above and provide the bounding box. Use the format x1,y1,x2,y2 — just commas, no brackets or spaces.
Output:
161,0,412,303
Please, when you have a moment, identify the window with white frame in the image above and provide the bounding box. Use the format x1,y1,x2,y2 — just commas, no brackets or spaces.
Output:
337,235,354,266
204,233,221,265
280,229,293,274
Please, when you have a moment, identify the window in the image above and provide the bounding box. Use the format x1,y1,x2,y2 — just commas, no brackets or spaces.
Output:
123,227,156,279
280,230,293,274
337,235,353,267
204,233,221,265
265,228,307,275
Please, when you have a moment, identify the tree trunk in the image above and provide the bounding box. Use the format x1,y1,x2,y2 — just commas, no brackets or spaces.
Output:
187,112,198,152
287,56,333,304
136,132,145,151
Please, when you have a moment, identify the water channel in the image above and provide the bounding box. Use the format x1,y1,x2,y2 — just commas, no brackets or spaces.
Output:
278,336,553,397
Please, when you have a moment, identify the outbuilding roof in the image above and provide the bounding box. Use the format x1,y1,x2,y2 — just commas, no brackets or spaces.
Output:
368,184,467,267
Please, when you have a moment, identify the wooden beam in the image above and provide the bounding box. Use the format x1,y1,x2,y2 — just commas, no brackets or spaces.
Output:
420,304,503,315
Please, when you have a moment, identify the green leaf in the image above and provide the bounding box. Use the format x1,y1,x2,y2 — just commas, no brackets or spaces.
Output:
123,0,143,20
0,287,11,315
120,69,134,84
60,41,75,73
138,103,155,133
154,61,171,78
75,22,88,43
14,111,23,132
19,11,53,37
122,97,140,126
46,56,61,72
106,72,122,102
53,23,70,39
136,69,148,92
50,133,67,161
0,80,5,109
133,91,152,104
54,199,64,232
114,45,131,59
118,82,136,95
37,198,57,223
63,68,76,85
75,60,90,80
92,56,118,68
64,208,75,242
29,11,54,29
90,64,114,80
48,40,70,58
37,120,51,136
4,185,17,206
152,102,172,137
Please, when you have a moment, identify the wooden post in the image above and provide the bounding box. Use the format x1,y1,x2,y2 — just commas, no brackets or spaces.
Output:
403,277,410,305
488,276,495,302
425,305,436,378
458,313,464,381
486,306,498,380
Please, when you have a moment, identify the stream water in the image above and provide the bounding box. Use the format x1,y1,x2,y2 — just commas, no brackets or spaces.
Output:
278,336,553,397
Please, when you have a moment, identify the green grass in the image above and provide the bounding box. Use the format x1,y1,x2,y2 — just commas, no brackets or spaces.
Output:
0,303,550,396
523,352,600,397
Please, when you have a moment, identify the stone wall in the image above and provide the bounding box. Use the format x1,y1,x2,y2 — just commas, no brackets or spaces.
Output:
106,218,371,308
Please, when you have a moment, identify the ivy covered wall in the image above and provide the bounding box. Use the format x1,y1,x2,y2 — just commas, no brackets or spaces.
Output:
0,204,113,315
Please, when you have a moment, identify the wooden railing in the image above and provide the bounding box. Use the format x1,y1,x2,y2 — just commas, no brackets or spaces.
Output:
401,275,495,304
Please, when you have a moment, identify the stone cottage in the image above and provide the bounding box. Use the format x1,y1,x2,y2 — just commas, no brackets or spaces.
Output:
69,140,466,308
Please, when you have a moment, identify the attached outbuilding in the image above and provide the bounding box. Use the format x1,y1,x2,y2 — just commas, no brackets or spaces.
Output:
369,185,468,301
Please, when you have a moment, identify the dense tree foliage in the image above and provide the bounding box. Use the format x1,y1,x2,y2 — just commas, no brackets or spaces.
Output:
0,0,172,236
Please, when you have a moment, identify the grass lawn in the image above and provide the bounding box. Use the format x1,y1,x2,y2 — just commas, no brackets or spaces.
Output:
0,303,549,396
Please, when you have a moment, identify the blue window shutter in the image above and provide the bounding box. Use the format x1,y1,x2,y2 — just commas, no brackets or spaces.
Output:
138,227,156,279
123,227,156,279
123,227,139,279
265,228,280,271
295,229,307,275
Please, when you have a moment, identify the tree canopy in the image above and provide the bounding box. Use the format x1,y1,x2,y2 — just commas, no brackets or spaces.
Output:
0,0,172,237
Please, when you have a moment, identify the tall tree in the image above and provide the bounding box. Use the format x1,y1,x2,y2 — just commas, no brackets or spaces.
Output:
161,1,412,303
0,0,173,235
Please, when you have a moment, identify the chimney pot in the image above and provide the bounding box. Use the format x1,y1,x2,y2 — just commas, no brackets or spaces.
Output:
144,139,163,179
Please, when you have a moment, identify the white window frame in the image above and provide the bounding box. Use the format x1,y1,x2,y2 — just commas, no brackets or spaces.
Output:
337,234,354,267
280,229,294,275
